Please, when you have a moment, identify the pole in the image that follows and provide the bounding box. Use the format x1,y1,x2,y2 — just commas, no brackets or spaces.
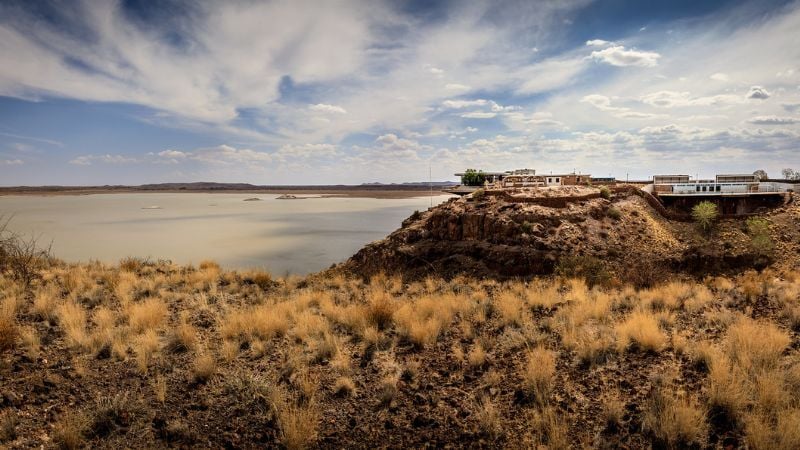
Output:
429,163,432,208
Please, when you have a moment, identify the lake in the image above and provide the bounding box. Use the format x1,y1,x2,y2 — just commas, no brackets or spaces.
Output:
0,193,452,275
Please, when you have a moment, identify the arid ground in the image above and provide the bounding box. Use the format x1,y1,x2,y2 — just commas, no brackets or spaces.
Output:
1,190,799,449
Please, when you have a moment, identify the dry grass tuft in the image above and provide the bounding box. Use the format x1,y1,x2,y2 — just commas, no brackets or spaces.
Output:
643,384,708,448
57,301,87,350
616,310,666,353
521,346,555,406
0,409,18,443
165,321,197,353
0,297,17,351
475,395,502,438
726,317,789,373
193,352,217,383
52,411,87,450
134,329,160,374
525,406,569,450
494,291,524,327
333,376,356,397
128,297,168,333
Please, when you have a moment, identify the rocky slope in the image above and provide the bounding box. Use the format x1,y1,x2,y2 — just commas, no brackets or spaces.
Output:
343,188,799,282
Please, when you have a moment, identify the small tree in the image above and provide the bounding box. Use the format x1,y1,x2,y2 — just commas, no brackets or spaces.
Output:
691,201,718,233
752,169,769,181
781,168,800,180
461,169,487,186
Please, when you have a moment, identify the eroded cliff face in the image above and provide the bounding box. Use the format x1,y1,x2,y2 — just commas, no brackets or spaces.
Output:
341,190,799,281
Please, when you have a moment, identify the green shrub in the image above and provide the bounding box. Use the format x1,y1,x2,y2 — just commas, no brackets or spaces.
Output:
555,256,612,288
607,207,622,220
520,221,534,234
746,217,774,257
599,186,611,199
691,201,718,233
461,169,487,186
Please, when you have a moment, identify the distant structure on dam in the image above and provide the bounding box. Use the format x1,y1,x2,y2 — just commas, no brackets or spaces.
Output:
649,173,794,215
447,168,796,216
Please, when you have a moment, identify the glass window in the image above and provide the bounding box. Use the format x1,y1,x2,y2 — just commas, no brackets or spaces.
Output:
696,186,701,192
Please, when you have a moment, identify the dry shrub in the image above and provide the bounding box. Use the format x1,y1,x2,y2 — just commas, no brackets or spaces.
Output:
57,301,87,350
134,329,160,374
524,281,562,309
291,310,329,343
378,375,399,407
165,321,197,353
33,285,59,322
601,393,625,431
726,317,789,373
19,325,40,359
333,377,356,397
0,297,17,351
222,304,290,344
0,409,17,442
273,394,319,450
193,352,216,383
616,310,666,353
494,291,524,327
746,409,800,450
393,292,467,348
525,406,569,450
53,411,87,450
467,342,487,369
643,385,708,448
521,347,555,406
365,289,395,330
475,396,502,438
707,356,749,428
128,297,167,333
152,375,167,403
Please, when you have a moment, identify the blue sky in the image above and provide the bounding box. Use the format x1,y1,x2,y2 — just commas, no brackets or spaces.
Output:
1,0,799,185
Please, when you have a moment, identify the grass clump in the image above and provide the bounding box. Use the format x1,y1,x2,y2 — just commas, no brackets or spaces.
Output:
616,310,666,353
521,347,555,406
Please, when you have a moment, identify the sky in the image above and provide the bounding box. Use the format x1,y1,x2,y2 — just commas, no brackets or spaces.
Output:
1,0,799,185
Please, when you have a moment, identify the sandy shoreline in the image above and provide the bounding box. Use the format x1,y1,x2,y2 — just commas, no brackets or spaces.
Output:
0,188,451,199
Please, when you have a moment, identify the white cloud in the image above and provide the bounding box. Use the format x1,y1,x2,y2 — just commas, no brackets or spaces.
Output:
590,45,660,67
158,150,188,159
580,94,624,111
585,39,611,47
444,83,470,91
442,99,489,109
1,159,23,165
309,103,347,114
69,154,138,166
746,86,771,100
746,115,799,125
461,112,497,119
710,73,729,82
640,90,744,108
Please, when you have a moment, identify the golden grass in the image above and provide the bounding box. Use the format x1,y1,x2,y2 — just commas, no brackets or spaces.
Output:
332,376,356,397
0,297,17,351
134,329,160,374
127,297,168,333
643,386,708,448
616,310,666,353
726,317,789,373
521,346,555,406
475,396,502,438
192,352,216,383
57,301,88,350
5,258,800,447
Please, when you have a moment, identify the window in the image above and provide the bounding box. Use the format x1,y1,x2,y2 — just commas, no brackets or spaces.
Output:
696,186,701,192
548,178,552,183
716,185,721,192
556,178,560,183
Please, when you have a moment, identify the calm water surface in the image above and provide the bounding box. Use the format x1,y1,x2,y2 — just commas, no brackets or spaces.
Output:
0,193,452,274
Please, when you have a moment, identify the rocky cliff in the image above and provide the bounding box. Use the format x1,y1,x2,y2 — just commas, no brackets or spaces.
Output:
341,188,799,282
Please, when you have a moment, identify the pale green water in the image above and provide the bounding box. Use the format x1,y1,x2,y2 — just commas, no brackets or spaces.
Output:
0,193,452,274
